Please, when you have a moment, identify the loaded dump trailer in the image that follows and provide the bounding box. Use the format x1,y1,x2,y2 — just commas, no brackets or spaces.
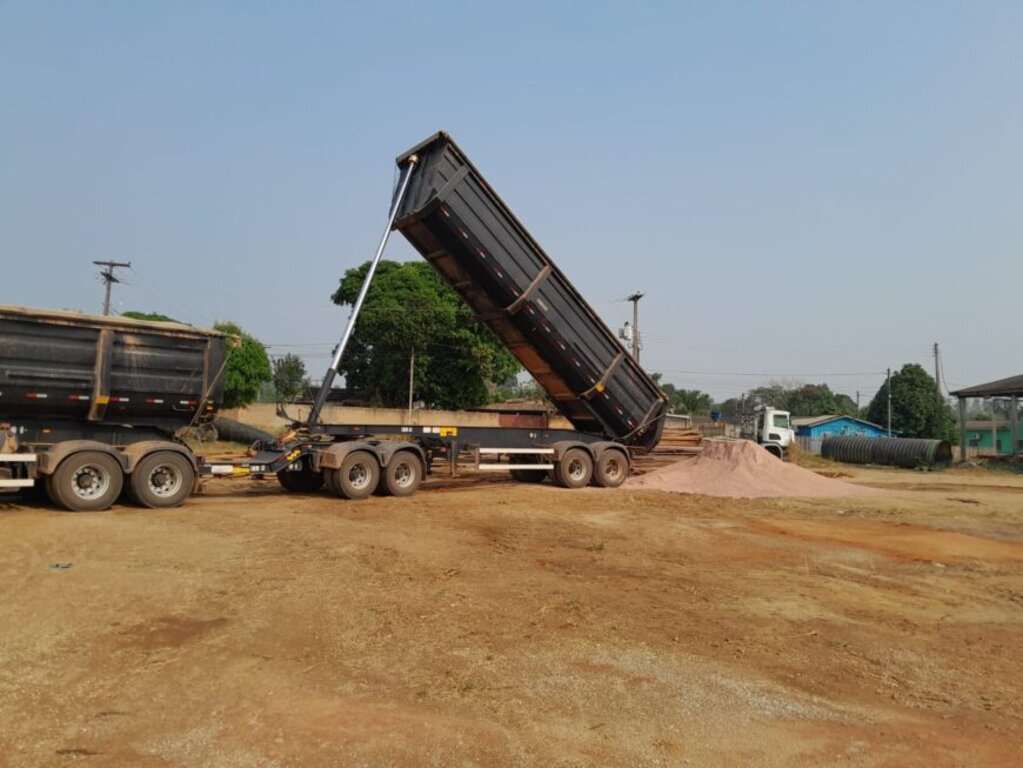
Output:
0,306,226,510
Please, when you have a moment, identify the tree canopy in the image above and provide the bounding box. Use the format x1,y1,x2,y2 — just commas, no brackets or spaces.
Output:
866,363,956,440
331,260,520,409
784,384,859,418
668,388,714,415
121,310,177,323
213,321,273,409
273,353,308,402
696,381,860,420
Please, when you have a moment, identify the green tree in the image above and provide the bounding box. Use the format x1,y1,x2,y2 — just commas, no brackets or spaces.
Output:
121,310,178,322
716,397,744,418
213,321,273,408
670,388,713,415
834,393,860,417
782,384,859,418
866,363,956,440
273,353,307,402
331,260,520,409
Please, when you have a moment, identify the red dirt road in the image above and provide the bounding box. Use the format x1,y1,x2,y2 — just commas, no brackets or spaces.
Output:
1,464,1021,766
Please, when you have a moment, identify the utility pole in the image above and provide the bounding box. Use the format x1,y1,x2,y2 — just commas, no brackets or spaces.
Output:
886,367,892,437
626,292,643,364
856,390,861,414
933,342,945,438
93,260,131,315
407,346,415,419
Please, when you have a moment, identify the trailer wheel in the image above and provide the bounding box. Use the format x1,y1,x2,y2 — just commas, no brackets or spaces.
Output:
509,454,548,484
277,466,325,493
130,451,195,509
323,468,341,496
510,468,547,483
331,451,379,500
553,448,593,489
379,451,423,497
592,449,629,488
47,451,124,512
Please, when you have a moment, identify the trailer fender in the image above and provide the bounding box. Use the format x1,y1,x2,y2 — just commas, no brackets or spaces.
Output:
35,441,128,476
548,440,595,462
373,441,427,470
317,441,426,472
588,441,631,461
120,441,197,473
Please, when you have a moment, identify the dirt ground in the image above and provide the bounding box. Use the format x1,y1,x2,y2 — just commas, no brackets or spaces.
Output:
1,462,1021,767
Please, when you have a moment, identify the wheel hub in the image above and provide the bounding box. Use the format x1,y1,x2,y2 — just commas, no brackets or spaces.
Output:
148,465,181,497
349,465,370,489
72,466,108,499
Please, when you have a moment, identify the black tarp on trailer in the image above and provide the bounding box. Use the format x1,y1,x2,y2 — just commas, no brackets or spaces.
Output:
0,305,227,431
392,132,668,452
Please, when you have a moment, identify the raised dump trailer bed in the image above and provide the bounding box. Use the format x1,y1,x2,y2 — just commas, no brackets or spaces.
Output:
1,306,226,510
391,132,668,453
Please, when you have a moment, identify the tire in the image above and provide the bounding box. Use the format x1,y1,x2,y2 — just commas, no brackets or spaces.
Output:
510,454,548,484
323,468,343,497
277,467,325,493
510,468,548,483
379,451,423,497
48,451,124,512
592,449,629,488
553,447,593,489
335,451,379,500
129,451,195,509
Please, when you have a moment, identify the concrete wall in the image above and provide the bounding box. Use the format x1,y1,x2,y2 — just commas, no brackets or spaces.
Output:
965,425,1021,456
222,403,574,433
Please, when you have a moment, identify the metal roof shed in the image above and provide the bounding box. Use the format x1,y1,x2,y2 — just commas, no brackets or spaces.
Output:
949,375,1023,459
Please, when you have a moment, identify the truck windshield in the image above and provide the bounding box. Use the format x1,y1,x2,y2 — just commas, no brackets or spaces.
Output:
773,414,790,429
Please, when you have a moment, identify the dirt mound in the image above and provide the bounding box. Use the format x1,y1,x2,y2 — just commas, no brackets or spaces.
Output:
628,439,873,498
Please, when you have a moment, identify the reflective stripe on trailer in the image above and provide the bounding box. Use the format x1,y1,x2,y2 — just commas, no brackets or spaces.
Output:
477,463,553,472
0,454,38,488
475,448,555,472
206,464,268,475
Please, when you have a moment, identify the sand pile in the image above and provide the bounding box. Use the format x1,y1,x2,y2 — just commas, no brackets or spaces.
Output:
628,439,872,498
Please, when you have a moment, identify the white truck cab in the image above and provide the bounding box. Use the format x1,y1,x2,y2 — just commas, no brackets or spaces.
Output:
757,408,794,458
739,407,795,458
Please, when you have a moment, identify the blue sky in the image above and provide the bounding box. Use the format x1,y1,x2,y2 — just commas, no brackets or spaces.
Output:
2,1,1020,402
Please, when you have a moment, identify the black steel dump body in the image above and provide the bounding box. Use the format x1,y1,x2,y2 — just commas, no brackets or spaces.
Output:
0,306,227,431
392,132,668,452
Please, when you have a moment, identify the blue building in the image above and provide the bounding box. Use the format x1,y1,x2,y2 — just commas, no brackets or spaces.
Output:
793,415,889,439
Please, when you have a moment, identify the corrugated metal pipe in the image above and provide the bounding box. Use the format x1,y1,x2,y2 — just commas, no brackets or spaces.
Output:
821,436,953,469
